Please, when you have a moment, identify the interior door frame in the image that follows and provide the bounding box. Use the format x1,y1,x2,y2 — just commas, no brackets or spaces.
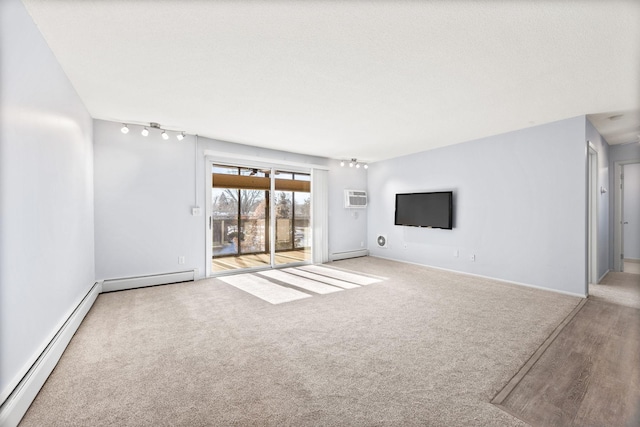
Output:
613,159,640,272
204,153,316,277
587,145,598,287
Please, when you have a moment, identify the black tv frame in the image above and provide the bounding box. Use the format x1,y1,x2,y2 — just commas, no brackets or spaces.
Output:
394,191,453,230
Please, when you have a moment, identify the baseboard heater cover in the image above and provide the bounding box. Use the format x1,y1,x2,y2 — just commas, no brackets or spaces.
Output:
0,281,101,427
101,270,195,293
331,249,369,261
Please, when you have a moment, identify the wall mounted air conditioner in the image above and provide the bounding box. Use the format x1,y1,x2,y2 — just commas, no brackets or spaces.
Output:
344,190,368,208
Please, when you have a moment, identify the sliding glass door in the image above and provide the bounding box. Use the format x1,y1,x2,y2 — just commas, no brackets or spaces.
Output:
209,163,311,274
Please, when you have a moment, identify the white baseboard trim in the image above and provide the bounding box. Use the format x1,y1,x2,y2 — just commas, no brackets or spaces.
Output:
624,258,640,263
101,270,195,293
330,249,369,261
0,281,102,427
370,255,588,298
598,269,610,283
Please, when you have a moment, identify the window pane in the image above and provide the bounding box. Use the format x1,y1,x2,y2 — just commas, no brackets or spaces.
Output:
294,192,311,248
212,165,239,175
275,191,293,250
239,190,267,254
276,171,293,180
240,168,270,178
212,188,239,256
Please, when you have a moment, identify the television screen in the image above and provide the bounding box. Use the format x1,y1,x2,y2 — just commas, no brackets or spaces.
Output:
394,191,453,229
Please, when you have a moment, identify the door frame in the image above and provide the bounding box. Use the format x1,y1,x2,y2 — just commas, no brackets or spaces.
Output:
204,153,318,277
587,144,598,288
613,159,640,272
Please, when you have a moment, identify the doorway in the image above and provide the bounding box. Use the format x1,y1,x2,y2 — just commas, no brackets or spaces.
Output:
615,161,640,274
207,162,312,275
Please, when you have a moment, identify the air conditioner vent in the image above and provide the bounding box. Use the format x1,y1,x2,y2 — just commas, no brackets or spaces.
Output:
344,189,368,208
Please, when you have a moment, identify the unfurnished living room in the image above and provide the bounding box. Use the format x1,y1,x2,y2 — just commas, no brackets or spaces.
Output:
1,1,639,426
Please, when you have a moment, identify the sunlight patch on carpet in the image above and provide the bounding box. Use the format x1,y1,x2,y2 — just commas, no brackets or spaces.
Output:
218,265,383,304
299,265,383,285
218,274,311,304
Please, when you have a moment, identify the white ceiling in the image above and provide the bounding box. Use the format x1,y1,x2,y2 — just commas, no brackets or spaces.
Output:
22,0,640,162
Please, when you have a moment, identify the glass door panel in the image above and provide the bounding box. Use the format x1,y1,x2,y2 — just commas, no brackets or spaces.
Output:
238,189,267,254
212,188,239,256
274,171,311,266
211,165,270,273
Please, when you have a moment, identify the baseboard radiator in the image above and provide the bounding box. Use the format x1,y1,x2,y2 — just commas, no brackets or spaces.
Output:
0,282,102,427
101,270,195,293
331,249,369,261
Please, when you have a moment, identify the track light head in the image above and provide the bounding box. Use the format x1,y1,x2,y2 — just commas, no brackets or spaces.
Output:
349,161,354,167
121,124,129,134
177,132,185,141
340,160,345,167
141,127,149,136
161,130,169,140
363,164,368,169
356,162,360,168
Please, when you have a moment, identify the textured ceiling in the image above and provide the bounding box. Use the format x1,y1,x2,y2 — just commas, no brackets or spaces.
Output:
22,0,640,162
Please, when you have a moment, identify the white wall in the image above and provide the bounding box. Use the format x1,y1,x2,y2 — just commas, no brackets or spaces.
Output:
367,116,588,296
0,0,95,404
623,162,640,259
328,165,368,256
585,119,610,279
93,120,366,280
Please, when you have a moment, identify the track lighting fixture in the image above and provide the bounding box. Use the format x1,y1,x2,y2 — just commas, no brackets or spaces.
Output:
119,121,188,141
340,158,367,170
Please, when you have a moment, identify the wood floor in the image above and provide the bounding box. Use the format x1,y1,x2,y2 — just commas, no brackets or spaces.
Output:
494,272,640,427
212,248,310,271
624,259,640,275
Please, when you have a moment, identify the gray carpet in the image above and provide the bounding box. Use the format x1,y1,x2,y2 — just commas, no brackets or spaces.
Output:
19,257,581,426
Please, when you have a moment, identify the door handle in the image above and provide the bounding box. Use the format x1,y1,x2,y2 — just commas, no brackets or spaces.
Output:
623,221,629,224
209,216,212,229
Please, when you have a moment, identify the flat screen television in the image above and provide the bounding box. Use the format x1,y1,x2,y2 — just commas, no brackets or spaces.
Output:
394,191,453,229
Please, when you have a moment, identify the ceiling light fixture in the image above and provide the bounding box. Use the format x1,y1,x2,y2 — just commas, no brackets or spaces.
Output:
119,121,185,142
341,158,367,170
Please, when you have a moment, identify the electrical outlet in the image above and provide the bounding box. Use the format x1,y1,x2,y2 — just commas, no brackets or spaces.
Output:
403,243,408,249
360,241,364,247
178,256,185,264
470,254,475,262
192,207,202,216
454,249,459,257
